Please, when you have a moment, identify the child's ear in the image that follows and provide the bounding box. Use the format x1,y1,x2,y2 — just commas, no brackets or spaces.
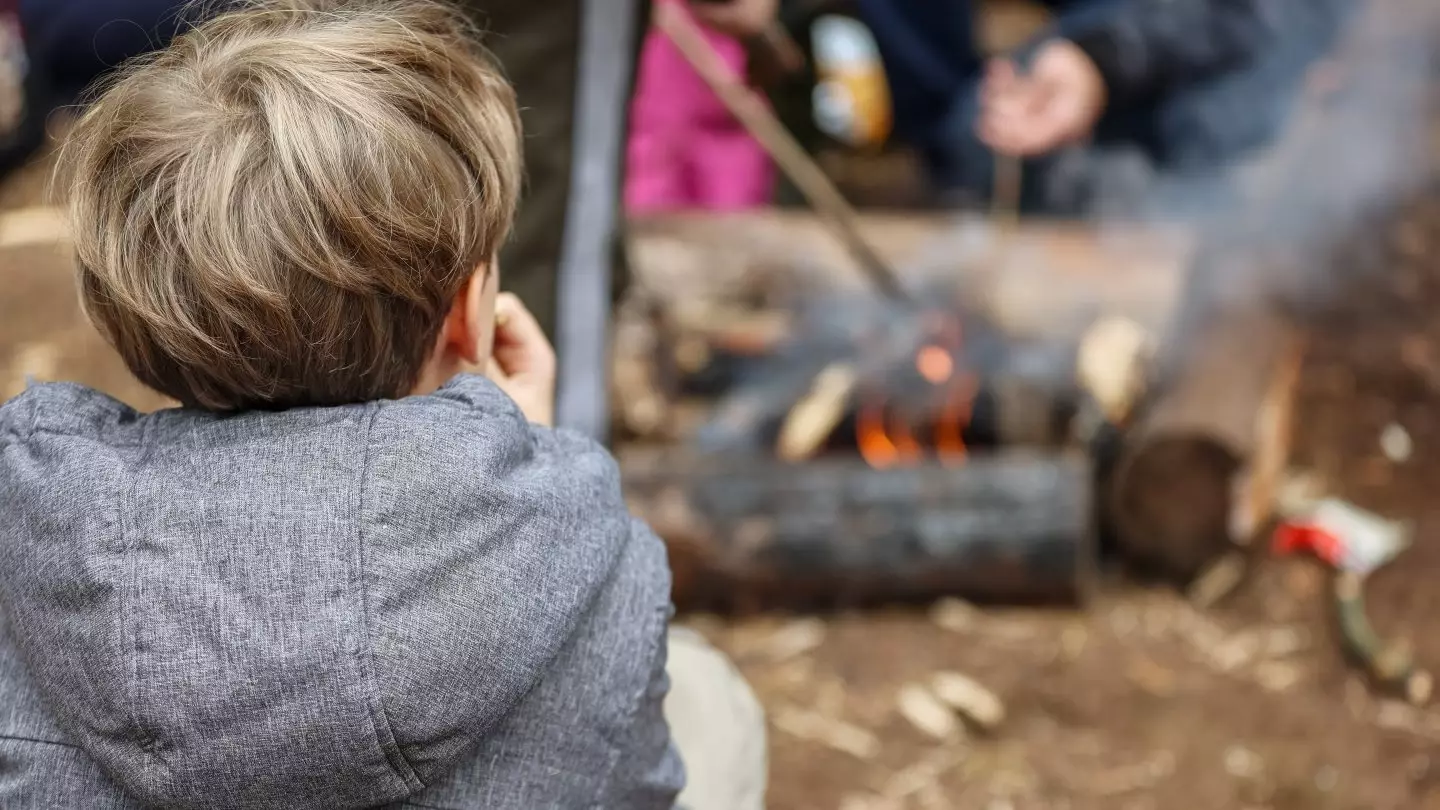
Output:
439,267,490,366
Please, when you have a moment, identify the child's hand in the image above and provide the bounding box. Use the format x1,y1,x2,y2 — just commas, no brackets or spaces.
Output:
486,293,556,427
977,40,1107,157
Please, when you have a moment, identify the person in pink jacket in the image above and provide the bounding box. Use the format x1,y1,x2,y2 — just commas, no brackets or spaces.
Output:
626,0,774,213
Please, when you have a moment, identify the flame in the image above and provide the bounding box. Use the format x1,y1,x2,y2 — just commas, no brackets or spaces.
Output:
890,408,922,461
936,373,976,466
916,345,954,384
856,398,925,469
857,316,978,469
857,399,899,469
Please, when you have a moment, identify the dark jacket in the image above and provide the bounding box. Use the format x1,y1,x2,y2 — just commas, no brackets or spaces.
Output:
1068,0,1350,111
0,376,683,808
858,0,1350,192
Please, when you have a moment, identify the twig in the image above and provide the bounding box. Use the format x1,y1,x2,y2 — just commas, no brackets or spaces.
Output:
654,2,910,303
1335,571,1433,705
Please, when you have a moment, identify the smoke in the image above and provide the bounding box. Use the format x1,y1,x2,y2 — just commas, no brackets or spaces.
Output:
1105,0,1437,319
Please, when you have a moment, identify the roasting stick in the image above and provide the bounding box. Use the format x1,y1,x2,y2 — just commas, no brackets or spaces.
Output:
991,154,1022,231
654,2,911,304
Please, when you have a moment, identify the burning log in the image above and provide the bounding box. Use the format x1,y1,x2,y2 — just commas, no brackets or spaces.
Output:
624,449,1096,610
1107,306,1305,581
691,293,1086,458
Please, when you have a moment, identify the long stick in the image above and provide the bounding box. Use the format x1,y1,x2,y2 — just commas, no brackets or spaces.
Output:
991,154,1022,231
654,2,910,303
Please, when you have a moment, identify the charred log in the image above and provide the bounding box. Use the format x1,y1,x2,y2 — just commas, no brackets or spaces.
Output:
624,450,1096,610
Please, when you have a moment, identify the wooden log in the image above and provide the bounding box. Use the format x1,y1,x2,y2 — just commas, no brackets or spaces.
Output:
1107,305,1304,581
776,362,857,461
625,211,1194,343
624,449,1096,610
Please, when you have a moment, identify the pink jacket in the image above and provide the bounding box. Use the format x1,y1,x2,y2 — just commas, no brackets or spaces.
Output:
625,3,773,212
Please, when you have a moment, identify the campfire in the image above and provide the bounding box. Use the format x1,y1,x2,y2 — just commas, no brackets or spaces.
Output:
614,211,1304,611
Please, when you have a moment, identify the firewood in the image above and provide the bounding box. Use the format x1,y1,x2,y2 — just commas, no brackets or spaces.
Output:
1077,315,1154,426
776,362,857,461
623,449,1096,610
1108,305,1302,581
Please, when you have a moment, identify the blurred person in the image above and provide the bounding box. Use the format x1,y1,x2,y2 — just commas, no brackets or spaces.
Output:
0,2,766,808
856,0,1351,213
626,0,775,213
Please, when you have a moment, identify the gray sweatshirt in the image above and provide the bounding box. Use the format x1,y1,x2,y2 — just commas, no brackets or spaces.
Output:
0,375,683,808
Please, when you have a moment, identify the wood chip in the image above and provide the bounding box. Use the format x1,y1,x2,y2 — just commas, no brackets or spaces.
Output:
1255,660,1303,693
1206,630,1262,673
1187,551,1249,608
929,597,982,633
1223,745,1264,779
839,795,899,810
879,745,968,801
1076,315,1152,424
1126,656,1178,698
773,706,881,760
1261,626,1308,658
1381,422,1414,463
1086,752,1177,796
898,683,962,741
761,618,826,662
776,362,857,461
930,671,1006,730
1060,623,1089,660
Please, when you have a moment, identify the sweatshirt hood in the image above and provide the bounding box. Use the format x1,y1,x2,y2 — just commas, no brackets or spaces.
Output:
0,376,638,809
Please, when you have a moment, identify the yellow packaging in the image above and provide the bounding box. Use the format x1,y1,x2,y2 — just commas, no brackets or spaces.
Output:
811,15,892,149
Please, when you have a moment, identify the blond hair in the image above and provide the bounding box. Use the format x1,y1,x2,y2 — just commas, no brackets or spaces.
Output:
63,0,522,410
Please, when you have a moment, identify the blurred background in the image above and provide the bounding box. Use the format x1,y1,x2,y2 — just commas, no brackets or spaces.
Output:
4,0,1440,808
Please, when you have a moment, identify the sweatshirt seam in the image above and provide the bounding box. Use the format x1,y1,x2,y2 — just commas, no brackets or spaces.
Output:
0,733,86,751
353,403,425,796
122,418,163,773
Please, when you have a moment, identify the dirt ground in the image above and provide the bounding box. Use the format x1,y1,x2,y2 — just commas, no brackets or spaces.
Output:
7,162,1440,810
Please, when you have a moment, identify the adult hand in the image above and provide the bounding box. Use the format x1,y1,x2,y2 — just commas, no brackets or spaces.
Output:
978,39,1107,157
688,0,778,38
486,293,556,427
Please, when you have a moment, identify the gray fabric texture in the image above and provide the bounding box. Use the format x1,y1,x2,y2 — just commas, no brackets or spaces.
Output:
0,374,684,809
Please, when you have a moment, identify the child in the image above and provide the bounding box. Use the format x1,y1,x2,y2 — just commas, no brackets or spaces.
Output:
626,0,774,213
0,1,764,808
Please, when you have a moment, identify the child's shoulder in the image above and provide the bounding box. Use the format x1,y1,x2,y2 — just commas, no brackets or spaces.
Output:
0,381,137,442
381,373,620,479
369,373,628,521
